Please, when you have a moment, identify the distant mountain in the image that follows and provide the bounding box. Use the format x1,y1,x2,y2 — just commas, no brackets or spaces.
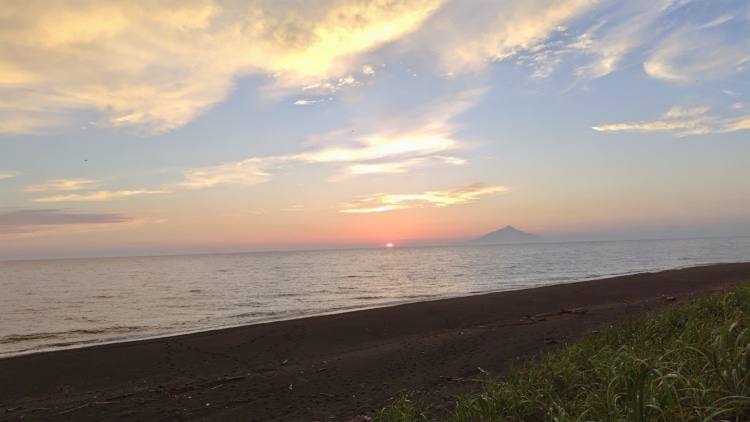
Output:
470,225,543,244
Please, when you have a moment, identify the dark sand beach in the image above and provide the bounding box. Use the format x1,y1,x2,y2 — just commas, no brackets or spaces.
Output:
2,262,750,421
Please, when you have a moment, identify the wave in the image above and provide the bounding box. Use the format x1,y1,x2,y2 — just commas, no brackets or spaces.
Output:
0,326,145,345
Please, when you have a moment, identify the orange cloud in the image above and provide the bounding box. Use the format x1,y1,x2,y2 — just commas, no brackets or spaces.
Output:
339,183,510,213
23,178,98,192
33,189,165,202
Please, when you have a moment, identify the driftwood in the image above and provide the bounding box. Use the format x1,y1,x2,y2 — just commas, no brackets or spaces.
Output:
218,375,246,382
560,308,587,315
54,404,88,416
440,375,488,383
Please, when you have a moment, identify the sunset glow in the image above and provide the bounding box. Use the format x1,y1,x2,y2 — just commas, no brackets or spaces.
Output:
1,1,749,260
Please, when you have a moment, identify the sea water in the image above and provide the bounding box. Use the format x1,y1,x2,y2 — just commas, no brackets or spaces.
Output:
1,237,749,357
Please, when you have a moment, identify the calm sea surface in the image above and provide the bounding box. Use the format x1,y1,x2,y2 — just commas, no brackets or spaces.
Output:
2,237,749,357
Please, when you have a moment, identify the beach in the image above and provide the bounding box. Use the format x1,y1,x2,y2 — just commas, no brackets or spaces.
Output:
2,262,749,421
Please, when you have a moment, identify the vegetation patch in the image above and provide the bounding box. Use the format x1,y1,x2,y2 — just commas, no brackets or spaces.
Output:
374,283,750,421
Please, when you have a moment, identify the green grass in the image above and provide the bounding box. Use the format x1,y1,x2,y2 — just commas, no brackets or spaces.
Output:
373,283,750,421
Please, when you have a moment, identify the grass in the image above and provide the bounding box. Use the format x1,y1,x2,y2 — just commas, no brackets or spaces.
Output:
373,283,750,421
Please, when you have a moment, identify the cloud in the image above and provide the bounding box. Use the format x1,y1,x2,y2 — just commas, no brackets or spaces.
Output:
33,190,165,202
643,17,750,83
416,0,596,73
0,209,134,236
293,99,326,106
23,178,97,192
454,0,750,86
182,157,280,189
343,156,466,176
297,72,371,96
0,0,442,134
569,1,750,82
4,1,743,136
182,89,483,188
0,170,21,179
570,0,689,79
592,106,750,137
339,183,509,213
0,209,132,226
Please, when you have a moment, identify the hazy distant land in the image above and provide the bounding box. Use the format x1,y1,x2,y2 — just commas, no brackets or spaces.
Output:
470,225,544,244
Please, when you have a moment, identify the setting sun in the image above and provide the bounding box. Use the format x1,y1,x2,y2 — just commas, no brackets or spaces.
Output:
385,243,394,248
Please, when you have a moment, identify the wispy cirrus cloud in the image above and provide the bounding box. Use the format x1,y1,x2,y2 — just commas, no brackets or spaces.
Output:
339,183,509,213
23,178,97,192
182,157,282,189
570,0,683,79
592,106,750,137
21,177,168,203
183,89,482,188
643,16,750,83
0,170,21,179
416,0,596,74
33,190,165,203
517,0,749,84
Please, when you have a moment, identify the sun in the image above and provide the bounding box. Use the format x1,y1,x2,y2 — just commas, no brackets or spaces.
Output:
385,242,394,248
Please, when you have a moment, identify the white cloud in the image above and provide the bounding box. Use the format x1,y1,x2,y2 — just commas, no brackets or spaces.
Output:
293,99,326,106
344,156,466,176
339,183,509,213
0,0,444,134
4,0,744,136
182,89,483,188
33,190,166,202
414,0,596,74
295,72,371,96
592,106,750,137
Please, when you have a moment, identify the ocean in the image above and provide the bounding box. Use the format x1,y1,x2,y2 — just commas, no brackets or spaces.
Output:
1,237,749,358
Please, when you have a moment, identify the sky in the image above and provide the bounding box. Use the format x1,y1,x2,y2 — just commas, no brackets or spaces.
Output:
1,0,749,259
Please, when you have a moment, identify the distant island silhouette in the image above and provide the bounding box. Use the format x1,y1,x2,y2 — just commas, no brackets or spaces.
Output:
470,225,543,244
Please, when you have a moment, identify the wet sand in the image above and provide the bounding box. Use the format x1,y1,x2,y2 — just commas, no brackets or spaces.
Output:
2,262,749,421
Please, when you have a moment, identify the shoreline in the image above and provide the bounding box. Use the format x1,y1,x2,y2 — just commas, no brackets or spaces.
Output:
3,261,736,360
2,262,750,421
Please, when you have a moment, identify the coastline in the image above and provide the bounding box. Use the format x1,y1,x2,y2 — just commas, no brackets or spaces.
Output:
2,262,750,421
